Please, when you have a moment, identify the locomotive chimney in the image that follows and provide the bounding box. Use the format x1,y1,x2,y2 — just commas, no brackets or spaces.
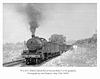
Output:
32,35,35,38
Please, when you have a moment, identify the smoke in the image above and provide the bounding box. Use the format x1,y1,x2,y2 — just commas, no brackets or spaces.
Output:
15,3,43,35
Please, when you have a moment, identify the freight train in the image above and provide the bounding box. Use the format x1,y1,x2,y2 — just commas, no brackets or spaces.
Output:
22,35,72,65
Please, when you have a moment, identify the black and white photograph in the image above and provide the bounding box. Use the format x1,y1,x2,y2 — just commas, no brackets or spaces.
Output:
3,3,97,67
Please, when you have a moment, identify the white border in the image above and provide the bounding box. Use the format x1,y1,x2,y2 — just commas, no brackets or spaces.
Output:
0,0,100,79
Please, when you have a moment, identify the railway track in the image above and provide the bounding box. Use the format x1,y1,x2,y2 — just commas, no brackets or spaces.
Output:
3,53,62,67
3,58,26,67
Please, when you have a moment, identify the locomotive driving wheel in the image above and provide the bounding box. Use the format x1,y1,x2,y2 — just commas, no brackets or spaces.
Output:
29,58,40,64
35,58,41,64
26,58,30,65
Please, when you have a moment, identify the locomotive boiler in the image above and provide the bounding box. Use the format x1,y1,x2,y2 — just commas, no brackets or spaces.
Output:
27,35,47,51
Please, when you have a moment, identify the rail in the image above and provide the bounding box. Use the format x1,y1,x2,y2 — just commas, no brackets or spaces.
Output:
3,58,26,67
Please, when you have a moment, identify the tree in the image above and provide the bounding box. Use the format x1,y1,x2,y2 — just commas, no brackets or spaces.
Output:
49,34,66,44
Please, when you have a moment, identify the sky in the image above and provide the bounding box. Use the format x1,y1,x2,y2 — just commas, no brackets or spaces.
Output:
3,3,97,43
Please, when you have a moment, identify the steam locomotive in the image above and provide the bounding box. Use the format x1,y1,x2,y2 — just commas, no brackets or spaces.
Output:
22,35,72,65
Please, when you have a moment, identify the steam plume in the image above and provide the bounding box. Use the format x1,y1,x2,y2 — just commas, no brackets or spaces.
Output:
16,3,42,35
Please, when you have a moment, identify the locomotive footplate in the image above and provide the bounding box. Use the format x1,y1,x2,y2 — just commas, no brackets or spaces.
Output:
22,54,41,58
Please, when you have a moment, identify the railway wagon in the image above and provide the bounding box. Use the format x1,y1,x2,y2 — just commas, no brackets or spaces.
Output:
42,42,65,60
42,42,56,59
59,44,64,54
54,43,60,56
65,45,72,51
